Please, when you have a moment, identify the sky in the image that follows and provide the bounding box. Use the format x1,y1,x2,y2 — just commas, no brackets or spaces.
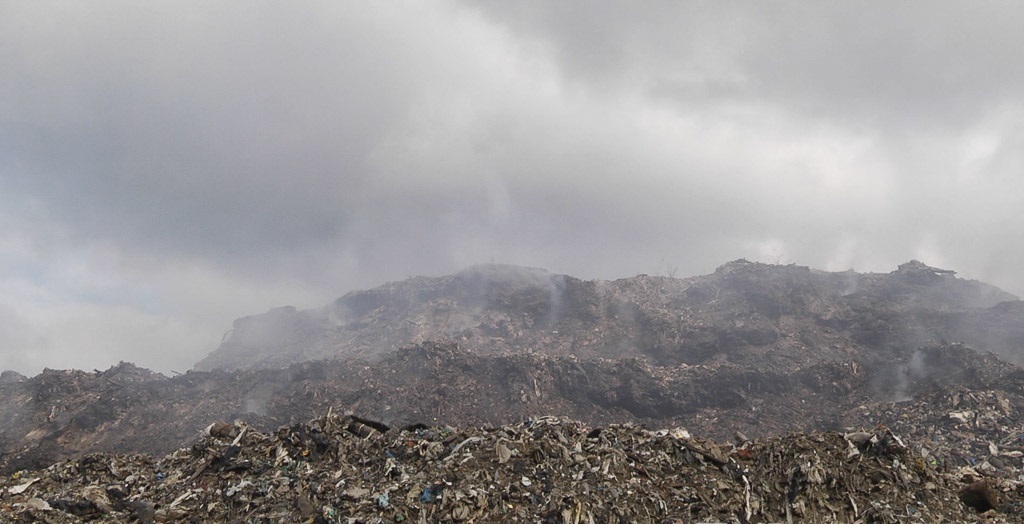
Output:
3,1,1024,374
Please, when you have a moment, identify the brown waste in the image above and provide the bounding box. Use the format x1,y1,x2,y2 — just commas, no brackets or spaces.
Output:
3,413,1020,523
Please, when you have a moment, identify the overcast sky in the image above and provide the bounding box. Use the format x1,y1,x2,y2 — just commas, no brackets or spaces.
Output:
3,1,1024,374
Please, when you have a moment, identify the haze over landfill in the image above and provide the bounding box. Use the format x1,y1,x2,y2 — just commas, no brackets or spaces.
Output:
4,1,1024,374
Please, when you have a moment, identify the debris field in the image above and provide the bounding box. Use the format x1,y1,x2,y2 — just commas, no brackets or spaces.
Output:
3,412,1021,523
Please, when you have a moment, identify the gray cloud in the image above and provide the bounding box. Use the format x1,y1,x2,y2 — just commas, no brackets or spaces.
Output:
2,1,1024,373
467,1,1024,128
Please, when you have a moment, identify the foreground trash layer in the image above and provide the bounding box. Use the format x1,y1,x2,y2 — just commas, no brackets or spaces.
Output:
2,414,1019,523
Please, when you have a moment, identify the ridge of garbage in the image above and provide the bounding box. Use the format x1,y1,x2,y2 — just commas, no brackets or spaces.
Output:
2,409,1020,523
3,340,1018,477
193,261,1023,372
5,260,1024,521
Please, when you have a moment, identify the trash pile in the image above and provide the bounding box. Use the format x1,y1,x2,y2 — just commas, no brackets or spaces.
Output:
0,343,875,475
848,385,1024,479
6,340,1024,485
3,412,1018,523
195,260,1024,373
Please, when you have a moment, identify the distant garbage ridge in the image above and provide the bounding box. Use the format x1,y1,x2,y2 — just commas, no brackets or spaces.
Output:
2,340,1018,476
194,260,1024,372
4,260,1024,520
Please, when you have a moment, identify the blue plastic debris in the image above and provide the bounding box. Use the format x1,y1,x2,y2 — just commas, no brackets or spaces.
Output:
420,484,444,504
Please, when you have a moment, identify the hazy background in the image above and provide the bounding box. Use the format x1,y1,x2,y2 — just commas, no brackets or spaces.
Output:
3,1,1024,374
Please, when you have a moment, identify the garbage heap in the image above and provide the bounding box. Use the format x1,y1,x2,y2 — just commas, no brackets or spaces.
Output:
2,414,1019,523
847,385,1024,481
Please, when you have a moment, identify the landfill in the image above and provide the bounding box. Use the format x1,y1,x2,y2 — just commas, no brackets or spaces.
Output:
5,261,1024,521
2,410,1021,523
195,261,1024,373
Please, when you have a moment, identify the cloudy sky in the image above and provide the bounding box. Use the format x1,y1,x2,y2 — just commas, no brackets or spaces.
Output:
3,1,1024,374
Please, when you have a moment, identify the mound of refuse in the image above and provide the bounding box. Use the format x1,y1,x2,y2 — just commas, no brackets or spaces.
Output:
5,260,1024,521
195,261,1024,372
2,413,1020,523
5,341,1024,482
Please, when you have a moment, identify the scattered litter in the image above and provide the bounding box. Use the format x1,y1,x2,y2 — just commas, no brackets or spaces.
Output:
1,412,1019,522
6,477,39,495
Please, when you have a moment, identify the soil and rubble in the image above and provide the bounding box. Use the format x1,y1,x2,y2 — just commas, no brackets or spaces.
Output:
3,411,1021,523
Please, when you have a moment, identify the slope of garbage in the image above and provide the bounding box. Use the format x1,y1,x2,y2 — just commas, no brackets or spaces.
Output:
5,260,1024,521
2,339,1021,478
194,260,1023,372
3,411,1020,523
